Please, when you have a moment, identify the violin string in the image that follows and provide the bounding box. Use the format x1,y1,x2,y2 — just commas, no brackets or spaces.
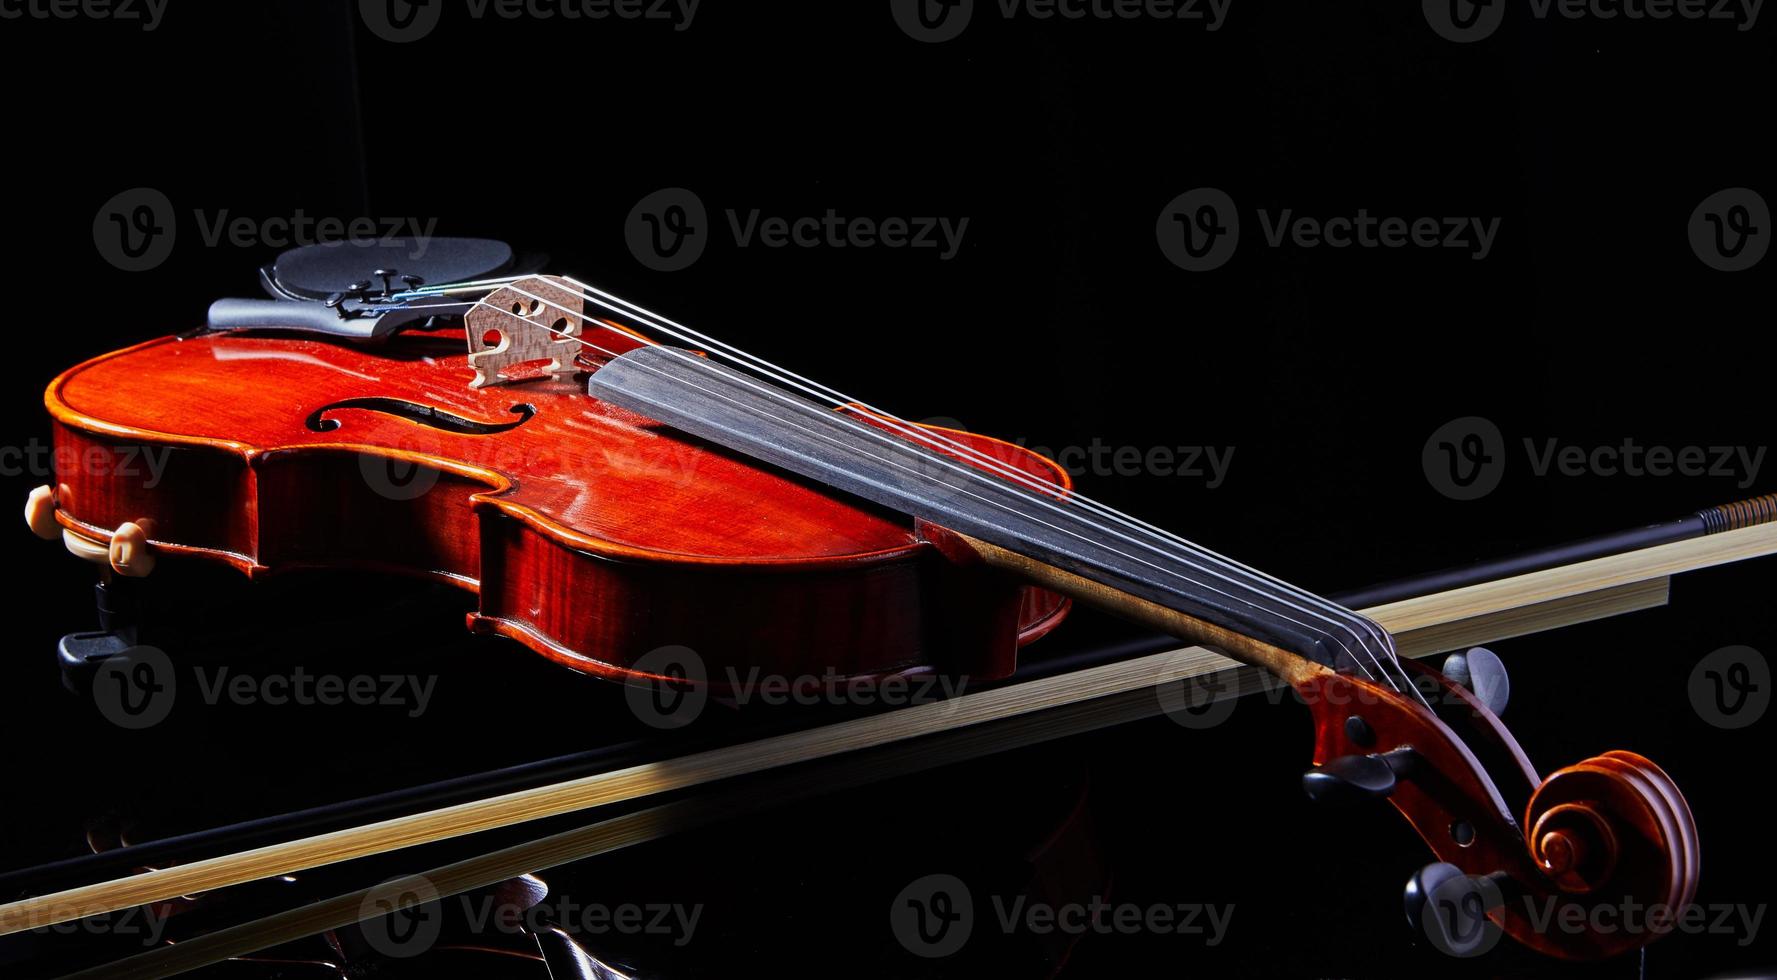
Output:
460,293,1408,697
547,275,1417,699
457,282,1414,698
477,285,1401,690
469,299,1388,688
477,277,1423,702
458,284,1416,698
410,275,1411,694
424,274,1410,691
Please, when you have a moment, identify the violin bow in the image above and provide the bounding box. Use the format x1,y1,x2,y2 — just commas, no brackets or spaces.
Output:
5,488,1774,963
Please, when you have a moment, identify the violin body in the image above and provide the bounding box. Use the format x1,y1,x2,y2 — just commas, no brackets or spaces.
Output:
43,320,1070,687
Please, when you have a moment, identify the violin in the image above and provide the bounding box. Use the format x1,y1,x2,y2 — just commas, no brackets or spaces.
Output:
18,238,1745,961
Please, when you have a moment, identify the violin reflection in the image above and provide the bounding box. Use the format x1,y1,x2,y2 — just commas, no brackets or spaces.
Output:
17,757,1109,979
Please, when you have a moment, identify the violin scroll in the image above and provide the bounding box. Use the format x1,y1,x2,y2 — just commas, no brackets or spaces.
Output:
1297,658,1698,960
1525,751,1697,908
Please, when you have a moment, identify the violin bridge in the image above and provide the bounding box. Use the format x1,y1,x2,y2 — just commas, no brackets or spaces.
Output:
464,276,587,388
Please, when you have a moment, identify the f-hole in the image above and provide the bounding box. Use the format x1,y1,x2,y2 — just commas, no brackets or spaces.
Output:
306,398,537,435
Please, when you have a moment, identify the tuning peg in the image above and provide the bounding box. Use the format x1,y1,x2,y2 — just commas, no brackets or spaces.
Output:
1405,862,1506,956
1442,646,1509,716
1302,748,1416,804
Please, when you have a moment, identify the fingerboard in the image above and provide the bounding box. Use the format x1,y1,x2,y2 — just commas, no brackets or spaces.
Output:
588,346,1395,676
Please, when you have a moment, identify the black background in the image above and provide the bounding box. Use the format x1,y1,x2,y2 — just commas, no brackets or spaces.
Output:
0,0,1771,977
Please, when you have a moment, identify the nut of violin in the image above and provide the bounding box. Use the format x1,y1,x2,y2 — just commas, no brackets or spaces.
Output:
108,522,155,578
24,485,59,540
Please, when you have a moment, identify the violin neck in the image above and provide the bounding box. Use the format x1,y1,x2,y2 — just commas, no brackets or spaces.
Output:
587,346,1398,685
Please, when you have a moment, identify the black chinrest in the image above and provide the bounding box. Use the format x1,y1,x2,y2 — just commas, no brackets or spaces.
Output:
259,238,538,300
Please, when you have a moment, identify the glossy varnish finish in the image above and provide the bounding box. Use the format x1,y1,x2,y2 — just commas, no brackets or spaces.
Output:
46,322,1069,685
